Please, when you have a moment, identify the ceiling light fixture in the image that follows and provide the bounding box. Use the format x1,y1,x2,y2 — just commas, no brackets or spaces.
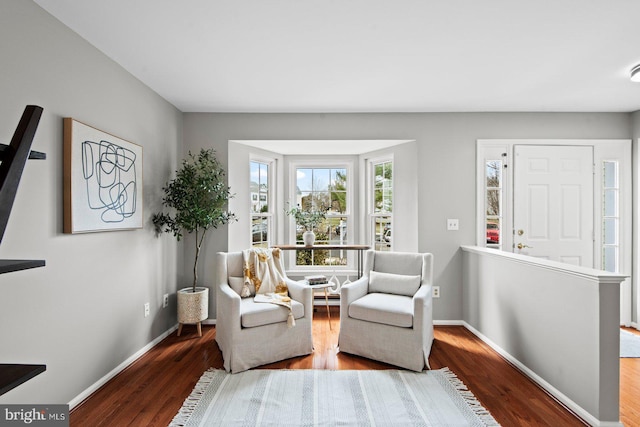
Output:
631,64,640,82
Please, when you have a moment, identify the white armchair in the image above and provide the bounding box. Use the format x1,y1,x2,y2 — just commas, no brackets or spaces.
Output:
338,250,434,371
215,251,314,373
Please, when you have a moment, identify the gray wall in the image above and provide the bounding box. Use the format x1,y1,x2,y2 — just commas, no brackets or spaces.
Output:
183,112,632,321
0,2,182,404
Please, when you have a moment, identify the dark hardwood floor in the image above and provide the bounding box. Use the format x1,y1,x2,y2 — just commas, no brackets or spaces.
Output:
70,309,636,426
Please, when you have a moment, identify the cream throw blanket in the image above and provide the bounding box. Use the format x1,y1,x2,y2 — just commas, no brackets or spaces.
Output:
242,248,295,327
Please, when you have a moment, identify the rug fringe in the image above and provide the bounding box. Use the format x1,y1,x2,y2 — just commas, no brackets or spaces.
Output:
438,367,501,426
169,367,220,427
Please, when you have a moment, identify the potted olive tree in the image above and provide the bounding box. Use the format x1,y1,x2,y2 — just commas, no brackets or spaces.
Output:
153,148,236,336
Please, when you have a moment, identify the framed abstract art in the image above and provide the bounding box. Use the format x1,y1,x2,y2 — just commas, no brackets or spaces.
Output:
63,118,143,233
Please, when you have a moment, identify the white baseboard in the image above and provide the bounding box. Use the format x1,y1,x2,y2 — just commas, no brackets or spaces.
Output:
433,319,465,326
461,321,622,427
68,324,179,410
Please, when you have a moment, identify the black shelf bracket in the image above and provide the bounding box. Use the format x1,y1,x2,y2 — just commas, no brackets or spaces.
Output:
0,105,44,243
0,106,47,274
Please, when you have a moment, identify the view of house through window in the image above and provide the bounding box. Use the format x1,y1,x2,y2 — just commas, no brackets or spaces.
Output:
372,160,392,251
293,167,349,267
250,161,270,248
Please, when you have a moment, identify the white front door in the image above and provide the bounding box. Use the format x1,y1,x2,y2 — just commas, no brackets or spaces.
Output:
513,145,594,267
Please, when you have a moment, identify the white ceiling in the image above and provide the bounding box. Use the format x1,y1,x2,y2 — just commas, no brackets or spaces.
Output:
34,0,640,113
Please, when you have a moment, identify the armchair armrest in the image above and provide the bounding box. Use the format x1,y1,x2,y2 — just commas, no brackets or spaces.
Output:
217,282,242,333
412,283,432,333
285,278,313,315
341,275,369,308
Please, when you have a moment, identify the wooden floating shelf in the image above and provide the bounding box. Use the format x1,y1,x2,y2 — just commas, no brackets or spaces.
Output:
0,364,46,396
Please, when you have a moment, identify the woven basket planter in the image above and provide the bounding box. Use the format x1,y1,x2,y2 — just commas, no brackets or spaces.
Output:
177,287,209,324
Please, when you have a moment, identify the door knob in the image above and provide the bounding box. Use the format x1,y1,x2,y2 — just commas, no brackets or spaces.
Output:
516,243,532,249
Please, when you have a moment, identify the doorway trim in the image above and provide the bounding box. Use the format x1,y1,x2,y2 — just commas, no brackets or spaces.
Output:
476,139,632,325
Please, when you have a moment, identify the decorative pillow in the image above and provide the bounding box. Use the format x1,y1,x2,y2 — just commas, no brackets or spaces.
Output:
229,276,254,297
368,270,421,297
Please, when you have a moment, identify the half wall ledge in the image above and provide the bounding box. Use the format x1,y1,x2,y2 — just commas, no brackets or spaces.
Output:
461,245,626,427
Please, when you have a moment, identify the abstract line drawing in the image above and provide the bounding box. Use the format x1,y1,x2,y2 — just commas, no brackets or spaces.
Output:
64,118,143,233
81,140,138,223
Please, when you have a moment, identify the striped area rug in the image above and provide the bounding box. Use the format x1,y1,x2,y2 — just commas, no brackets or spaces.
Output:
170,368,500,426
621,329,640,357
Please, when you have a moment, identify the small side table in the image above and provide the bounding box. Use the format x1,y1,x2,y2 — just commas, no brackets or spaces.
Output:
306,281,335,329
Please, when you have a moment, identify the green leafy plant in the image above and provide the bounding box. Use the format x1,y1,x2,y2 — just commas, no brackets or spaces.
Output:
285,204,327,231
153,149,237,291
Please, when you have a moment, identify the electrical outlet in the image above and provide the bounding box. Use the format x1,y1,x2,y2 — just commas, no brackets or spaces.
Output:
447,219,459,231
144,302,150,317
432,286,440,298
163,294,169,308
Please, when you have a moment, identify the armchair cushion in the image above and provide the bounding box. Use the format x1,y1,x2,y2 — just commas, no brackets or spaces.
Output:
369,271,421,297
240,297,305,328
348,293,414,328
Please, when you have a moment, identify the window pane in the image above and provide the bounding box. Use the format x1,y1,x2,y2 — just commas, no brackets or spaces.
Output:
251,161,269,214
374,161,393,214
603,161,617,188
330,169,348,213
259,192,268,212
331,191,347,213
603,246,617,272
261,163,268,187
486,190,500,216
486,161,501,188
603,218,617,245
310,192,330,211
251,216,268,248
313,169,330,191
297,168,313,191
321,217,348,242
486,220,500,246
373,216,391,251
250,162,260,182
604,189,617,217
374,188,384,212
